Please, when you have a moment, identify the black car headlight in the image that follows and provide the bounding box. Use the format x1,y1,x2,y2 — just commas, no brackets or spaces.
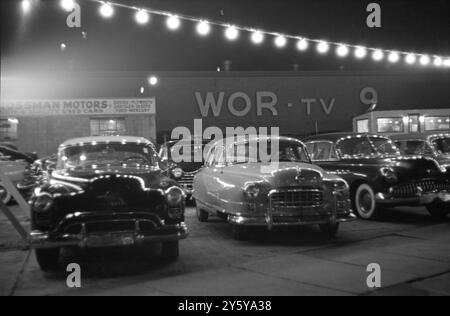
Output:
380,166,398,183
165,186,184,207
171,168,183,179
34,194,53,212
333,180,349,191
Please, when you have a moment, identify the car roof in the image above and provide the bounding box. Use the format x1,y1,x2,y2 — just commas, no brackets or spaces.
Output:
210,135,304,148
303,132,387,143
390,132,450,141
60,136,153,148
163,139,213,147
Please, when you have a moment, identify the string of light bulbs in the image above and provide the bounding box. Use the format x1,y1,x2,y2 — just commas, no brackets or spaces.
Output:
55,0,450,68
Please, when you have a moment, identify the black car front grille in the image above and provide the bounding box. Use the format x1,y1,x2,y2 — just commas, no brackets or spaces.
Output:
270,189,324,209
57,212,162,235
179,172,196,191
392,180,450,198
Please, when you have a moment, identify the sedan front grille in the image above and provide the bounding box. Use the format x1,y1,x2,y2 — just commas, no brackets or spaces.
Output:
392,180,450,198
179,172,196,191
270,189,324,209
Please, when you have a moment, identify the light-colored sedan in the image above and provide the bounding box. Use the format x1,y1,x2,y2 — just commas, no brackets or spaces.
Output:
193,136,356,240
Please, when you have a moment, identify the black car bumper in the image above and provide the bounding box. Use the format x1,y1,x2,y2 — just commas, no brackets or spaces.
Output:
376,191,450,206
29,211,189,249
30,223,189,249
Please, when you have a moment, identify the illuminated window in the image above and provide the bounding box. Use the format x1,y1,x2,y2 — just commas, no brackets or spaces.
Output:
90,118,126,136
424,116,450,131
356,119,369,133
0,118,18,141
377,118,404,133
408,115,420,133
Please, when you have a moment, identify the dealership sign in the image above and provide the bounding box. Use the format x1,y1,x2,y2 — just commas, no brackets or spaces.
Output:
0,98,156,117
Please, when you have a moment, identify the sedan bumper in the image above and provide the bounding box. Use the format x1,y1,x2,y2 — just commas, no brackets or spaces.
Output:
376,191,450,206
228,212,356,228
29,223,189,250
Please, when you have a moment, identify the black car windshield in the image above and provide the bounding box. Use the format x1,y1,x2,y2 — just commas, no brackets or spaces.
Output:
58,143,158,169
338,136,399,157
432,137,450,155
227,139,310,164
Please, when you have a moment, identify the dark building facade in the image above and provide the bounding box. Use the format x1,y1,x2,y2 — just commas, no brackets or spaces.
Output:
1,70,449,156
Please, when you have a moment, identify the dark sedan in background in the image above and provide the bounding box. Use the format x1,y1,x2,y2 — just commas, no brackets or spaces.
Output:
304,133,450,219
159,139,212,199
391,133,450,174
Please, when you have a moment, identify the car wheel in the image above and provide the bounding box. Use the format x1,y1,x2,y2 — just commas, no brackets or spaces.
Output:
35,248,60,271
354,183,378,220
426,203,450,220
231,225,248,241
0,183,12,205
161,241,179,261
196,203,209,222
319,223,340,237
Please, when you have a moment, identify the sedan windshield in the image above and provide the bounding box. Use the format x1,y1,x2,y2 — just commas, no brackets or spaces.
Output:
432,137,450,155
338,137,399,157
58,143,158,169
227,139,310,164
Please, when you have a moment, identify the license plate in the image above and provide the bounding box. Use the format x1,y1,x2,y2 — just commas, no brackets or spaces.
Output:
86,234,135,248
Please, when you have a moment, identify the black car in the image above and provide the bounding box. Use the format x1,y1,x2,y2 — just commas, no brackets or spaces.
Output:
304,133,450,219
30,136,189,271
391,133,450,174
159,139,212,199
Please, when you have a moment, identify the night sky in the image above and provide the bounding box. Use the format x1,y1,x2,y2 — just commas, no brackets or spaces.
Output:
1,0,449,73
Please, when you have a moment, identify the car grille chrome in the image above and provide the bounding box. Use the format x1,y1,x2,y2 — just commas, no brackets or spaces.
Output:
392,180,450,198
269,189,324,209
179,171,197,191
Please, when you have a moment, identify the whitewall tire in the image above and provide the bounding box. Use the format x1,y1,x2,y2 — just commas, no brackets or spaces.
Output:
354,183,378,220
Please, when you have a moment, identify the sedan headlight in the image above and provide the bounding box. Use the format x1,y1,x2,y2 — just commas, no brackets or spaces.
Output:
440,164,449,173
165,186,184,207
243,183,260,199
34,194,53,212
333,180,349,191
380,166,398,183
171,168,183,179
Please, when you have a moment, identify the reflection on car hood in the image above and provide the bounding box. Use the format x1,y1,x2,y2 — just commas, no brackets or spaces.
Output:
344,155,445,180
224,162,325,187
50,167,166,192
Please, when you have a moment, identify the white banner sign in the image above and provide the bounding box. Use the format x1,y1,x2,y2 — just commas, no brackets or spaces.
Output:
0,98,156,117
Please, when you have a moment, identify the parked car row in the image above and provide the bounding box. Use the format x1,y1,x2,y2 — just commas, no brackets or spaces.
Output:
1,131,448,271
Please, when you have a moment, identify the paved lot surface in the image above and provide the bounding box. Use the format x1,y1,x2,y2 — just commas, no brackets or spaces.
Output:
0,204,449,296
